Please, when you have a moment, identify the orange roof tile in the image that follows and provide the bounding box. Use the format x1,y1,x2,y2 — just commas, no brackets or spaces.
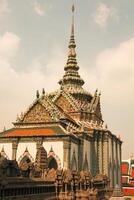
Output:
5,128,55,137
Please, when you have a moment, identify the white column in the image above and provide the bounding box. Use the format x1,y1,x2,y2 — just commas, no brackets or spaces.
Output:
63,140,71,169
12,141,18,160
103,133,109,176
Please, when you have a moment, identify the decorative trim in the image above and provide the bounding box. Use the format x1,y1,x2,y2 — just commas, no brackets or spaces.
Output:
18,148,34,163
47,149,61,170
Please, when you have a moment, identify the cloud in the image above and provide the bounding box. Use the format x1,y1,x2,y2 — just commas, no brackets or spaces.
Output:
93,3,118,27
0,0,10,18
85,37,134,114
33,1,45,16
95,37,134,104
0,32,20,60
0,39,66,130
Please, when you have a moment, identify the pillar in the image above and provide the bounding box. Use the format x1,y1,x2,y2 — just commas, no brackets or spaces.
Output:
118,141,122,189
98,133,103,174
78,139,84,171
111,138,114,188
12,141,18,160
116,140,118,185
103,133,109,175
109,136,113,188
93,134,99,176
63,140,71,169
113,139,117,187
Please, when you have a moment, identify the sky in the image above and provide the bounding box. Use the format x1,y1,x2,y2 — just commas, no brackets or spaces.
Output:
0,0,134,159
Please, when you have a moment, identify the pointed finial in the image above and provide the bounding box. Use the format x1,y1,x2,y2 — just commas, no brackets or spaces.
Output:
36,90,40,99
95,89,98,96
20,112,23,119
3,126,6,132
60,80,63,90
25,147,28,152
105,124,108,129
71,4,75,36
72,4,75,13
1,146,4,152
16,114,20,122
50,146,53,152
42,88,45,95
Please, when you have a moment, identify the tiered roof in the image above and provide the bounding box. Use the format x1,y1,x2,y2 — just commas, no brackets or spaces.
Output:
0,5,106,138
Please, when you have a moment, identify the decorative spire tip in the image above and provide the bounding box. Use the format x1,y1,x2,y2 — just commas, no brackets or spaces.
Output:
36,90,40,99
72,4,75,13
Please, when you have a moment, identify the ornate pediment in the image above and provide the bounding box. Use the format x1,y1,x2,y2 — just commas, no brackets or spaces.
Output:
55,93,77,113
22,102,52,123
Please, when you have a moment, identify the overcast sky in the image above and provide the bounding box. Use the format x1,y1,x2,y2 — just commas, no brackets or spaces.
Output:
0,0,134,159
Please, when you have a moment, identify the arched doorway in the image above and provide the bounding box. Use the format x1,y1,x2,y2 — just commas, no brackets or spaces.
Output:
48,156,58,170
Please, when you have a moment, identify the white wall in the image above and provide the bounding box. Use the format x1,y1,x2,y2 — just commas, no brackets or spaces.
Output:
16,142,36,162
70,142,78,167
0,143,12,159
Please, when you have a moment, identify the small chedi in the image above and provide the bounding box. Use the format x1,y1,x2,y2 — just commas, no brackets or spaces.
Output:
0,149,110,200
109,185,125,200
0,5,122,200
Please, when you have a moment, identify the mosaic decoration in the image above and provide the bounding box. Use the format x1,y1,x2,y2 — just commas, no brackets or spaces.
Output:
23,103,52,123
56,95,75,112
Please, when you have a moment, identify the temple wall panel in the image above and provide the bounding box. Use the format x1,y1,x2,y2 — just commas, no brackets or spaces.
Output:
70,142,78,168
43,141,63,169
102,133,109,176
108,137,113,188
16,142,36,162
83,139,91,170
0,143,12,159
113,139,117,186
92,137,99,176
98,135,103,174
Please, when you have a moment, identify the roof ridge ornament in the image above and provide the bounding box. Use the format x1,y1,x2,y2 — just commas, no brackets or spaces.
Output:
36,90,40,99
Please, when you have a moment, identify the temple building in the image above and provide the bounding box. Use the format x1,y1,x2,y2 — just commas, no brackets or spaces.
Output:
0,5,122,189
121,157,134,196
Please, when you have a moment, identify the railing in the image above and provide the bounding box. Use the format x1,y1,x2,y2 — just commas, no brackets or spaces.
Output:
0,185,56,200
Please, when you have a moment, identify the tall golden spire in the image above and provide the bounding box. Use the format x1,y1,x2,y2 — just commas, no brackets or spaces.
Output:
59,4,84,91
71,4,74,34
68,4,76,57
